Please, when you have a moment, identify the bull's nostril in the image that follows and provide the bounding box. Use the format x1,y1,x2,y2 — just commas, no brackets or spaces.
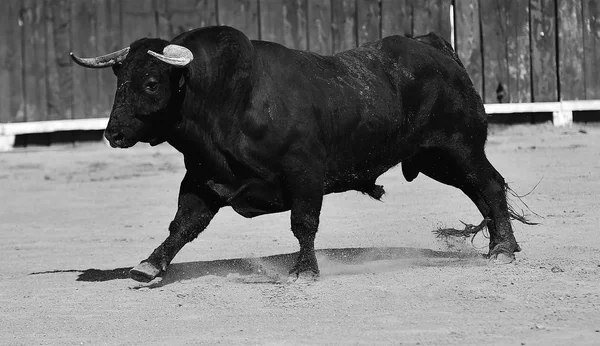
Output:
113,132,124,142
105,130,125,144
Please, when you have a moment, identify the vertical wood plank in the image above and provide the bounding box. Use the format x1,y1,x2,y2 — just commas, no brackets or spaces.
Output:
480,0,509,103
439,0,452,42
45,0,72,121
381,0,412,37
413,0,434,36
260,0,285,44
121,0,157,45
357,0,380,45
557,0,585,100
331,0,356,53
308,0,332,54
260,0,307,49
156,0,170,39
582,0,600,99
22,0,48,122
218,0,260,39
0,0,25,123
480,0,531,103
530,0,558,102
283,0,307,50
97,0,122,118
71,0,98,119
159,0,217,39
454,0,483,99
413,0,452,42
506,0,531,103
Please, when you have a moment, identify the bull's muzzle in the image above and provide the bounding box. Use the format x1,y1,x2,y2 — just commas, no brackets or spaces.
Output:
104,128,135,148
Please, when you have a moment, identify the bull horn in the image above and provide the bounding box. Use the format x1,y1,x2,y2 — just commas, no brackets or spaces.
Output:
147,44,193,67
70,47,130,68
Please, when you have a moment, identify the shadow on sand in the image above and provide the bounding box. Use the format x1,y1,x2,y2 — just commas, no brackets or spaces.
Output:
30,247,485,287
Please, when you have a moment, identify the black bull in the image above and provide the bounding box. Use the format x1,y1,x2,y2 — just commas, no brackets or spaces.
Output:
71,26,526,282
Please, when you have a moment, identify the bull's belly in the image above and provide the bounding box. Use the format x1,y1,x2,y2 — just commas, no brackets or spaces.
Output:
324,151,404,193
206,179,286,218
205,151,404,218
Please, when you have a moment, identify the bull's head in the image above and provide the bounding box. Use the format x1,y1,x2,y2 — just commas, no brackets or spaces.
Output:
70,39,193,148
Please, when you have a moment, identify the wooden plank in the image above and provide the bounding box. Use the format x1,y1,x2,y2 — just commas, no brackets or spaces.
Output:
259,0,307,49
0,0,25,123
413,0,452,42
121,0,157,45
357,0,380,45
260,0,284,44
413,0,433,36
506,0,531,103
381,0,412,37
582,0,600,99
530,0,558,102
158,0,217,39
45,0,72,121
283,0,307,50
156,0,170,39
218,0,260,39
96,0,122,118
71,0,99,119
439,0,452,42
480,0,508,103
308,0,331,54
454,0,483,99
480,0,531,104
558,0,585,100
331,0,356,53
21,0,48,122
46,0,74,145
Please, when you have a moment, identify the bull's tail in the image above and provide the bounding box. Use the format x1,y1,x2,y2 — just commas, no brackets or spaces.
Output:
506,183,540,226
433,183,539,241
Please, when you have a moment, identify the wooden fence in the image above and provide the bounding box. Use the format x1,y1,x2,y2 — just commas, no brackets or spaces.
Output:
1,0,599,125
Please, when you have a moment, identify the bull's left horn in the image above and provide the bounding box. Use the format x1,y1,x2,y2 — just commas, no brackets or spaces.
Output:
70,47,130,68
147,45,193,67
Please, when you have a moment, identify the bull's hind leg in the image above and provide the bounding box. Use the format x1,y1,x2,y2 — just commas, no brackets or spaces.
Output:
403,146,520,262
282,158,324,281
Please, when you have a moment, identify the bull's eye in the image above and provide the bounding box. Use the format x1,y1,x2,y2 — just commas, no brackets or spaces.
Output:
144,79,159,93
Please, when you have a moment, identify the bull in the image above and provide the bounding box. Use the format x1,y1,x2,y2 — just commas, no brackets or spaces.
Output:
71,26,526,282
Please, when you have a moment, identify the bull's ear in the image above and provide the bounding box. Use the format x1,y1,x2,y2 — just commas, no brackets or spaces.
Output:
147,44,193,67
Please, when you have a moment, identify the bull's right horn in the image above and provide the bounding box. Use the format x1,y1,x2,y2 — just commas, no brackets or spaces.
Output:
147,45,193,67
70,47,130,68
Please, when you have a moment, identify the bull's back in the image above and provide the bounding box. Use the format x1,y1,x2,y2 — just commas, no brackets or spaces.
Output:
252,42,404,175
249,36,481,191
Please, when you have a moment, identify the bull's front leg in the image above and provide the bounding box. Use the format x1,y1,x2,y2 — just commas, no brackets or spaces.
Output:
130,173,222,282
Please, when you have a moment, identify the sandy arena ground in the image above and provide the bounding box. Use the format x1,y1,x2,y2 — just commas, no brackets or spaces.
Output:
1,123,599,345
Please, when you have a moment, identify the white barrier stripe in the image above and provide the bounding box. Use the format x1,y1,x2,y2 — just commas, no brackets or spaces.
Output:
484,100,600,114
0,118,109,136
1,100,600,136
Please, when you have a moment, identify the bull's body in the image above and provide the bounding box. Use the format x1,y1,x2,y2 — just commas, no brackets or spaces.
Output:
170,31,480,218
71,26,522,282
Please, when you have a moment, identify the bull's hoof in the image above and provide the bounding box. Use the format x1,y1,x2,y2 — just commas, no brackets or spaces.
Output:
130,261,162,282
487,252,515,265
287,270,319,284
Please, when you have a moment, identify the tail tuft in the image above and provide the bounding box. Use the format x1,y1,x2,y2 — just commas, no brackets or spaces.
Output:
433,218,489,241
506,184,541,225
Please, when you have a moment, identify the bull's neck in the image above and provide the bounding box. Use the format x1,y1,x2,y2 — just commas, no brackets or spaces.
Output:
166,84,251,181
165,38,257,180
